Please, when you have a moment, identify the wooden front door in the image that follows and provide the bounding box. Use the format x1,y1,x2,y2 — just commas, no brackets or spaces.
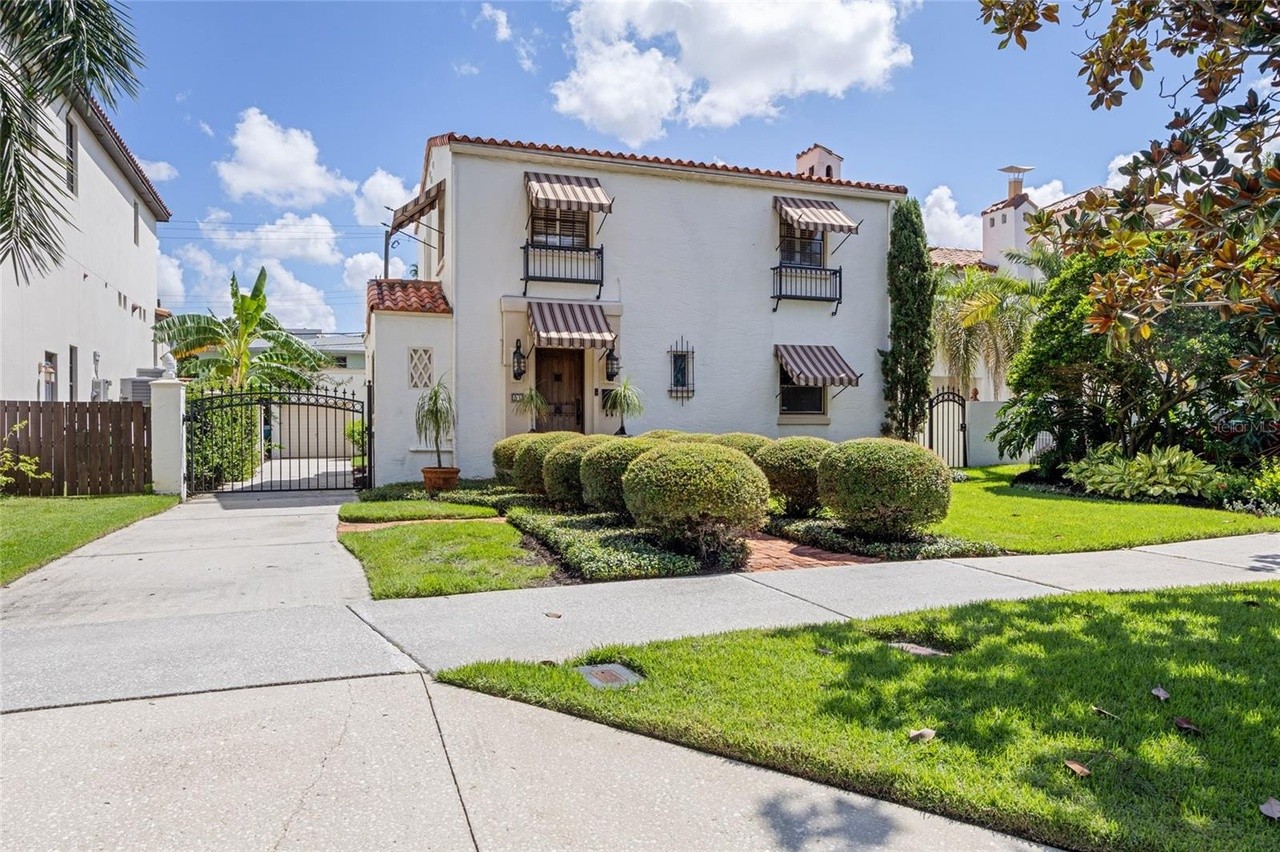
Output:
535,348,584,432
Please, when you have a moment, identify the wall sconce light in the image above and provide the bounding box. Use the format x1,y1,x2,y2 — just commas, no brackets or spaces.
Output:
605,348,621,382
512,340,527,381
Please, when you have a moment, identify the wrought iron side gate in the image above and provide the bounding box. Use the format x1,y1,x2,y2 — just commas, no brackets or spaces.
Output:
186,385,370,493
920,389,968,468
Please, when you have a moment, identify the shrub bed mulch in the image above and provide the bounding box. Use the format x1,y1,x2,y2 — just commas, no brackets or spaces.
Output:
764,517,1005,561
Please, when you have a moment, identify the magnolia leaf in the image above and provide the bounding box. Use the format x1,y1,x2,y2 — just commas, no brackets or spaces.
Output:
1174,716,1203,734
1261,797,1280,820
1243,599,1261,608
1091,705,1121,720
1152,686,1171,701
815,647,834,656
908,728,936,743
545,612,562,619
1065,760,1092,777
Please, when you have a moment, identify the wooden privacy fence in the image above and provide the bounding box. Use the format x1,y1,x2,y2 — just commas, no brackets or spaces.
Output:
1,400,151,496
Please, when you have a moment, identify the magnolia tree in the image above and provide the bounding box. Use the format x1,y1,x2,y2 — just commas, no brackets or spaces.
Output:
980,1,1280,400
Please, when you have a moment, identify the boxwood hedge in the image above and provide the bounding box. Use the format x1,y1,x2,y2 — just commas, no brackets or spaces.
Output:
818,438,951,538
754,436,833,517
542,434,616,508
580,437,666,513
512,432,578,494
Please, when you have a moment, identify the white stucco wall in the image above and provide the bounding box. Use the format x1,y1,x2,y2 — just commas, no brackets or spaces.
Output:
967,399,1029,467
0,99,161,401
392,144,901,479
369,310,455,486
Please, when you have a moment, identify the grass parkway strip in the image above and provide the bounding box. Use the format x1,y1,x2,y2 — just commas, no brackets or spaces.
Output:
440,582,1280,852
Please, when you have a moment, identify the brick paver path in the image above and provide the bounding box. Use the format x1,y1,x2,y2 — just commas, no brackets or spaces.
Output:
745,533,878,572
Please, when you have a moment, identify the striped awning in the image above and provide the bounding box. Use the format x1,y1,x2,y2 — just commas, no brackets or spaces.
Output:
527,300,616,350
773,196,859,234
525,172,613,213
390,179,444,233
774,344,861,387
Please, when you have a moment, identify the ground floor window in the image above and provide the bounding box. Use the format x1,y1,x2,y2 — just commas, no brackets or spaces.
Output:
779,365,825,415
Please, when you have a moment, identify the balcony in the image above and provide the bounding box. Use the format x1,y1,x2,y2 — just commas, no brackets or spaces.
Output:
772,264,842,315
522,242,605,299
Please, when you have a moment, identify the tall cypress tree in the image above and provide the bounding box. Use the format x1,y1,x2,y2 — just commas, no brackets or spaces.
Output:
879,198,936,439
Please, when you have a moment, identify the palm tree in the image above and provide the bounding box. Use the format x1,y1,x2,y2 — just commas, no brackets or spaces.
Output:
603,376,645,435
153,267,330,389
1,1,144,283
934,267,1041,397
1003,244,1064,282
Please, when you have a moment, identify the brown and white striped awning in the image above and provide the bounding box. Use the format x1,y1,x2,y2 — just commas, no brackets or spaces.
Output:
527,300,616,350
773,196,859,234
774,344,860,387
525,172,613,213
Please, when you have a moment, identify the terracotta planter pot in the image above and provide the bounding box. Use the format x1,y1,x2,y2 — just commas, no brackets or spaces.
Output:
420,466,460,494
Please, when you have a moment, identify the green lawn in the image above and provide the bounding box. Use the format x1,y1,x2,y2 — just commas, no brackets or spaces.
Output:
0,494,179,585
338,500,497,523
339,520,555,598
933,466,1280,553
442,583,1280,852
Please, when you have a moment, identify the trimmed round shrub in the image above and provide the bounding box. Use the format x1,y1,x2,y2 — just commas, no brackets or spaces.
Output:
512,432,579,494
580,438,665,513
754,436,834,517
622,443,769,563
542,434,616,508
818,438,950,539
666,432,715,443
492,434,536,484
706,432,773,459
639,429,682,440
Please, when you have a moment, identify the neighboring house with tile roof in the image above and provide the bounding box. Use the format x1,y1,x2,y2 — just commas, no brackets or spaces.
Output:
928,247,996,272
367,133,906,482
0,90,171,402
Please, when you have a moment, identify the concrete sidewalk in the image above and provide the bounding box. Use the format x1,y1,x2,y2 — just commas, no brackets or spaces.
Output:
0,673,1050,851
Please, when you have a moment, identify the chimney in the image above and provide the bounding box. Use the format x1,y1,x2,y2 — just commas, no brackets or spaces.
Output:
796,144,843,180
998,165,1034,199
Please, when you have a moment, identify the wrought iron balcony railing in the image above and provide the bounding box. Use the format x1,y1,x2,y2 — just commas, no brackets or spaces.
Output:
522,243,605,299
772,263,842,315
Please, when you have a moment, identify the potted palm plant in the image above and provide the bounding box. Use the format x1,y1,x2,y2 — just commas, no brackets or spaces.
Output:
512,386,548,432
415,376,459,493
602,376,645,435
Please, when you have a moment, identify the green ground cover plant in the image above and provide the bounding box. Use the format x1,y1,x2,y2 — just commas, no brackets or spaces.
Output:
338,520,554,598
441,583,1280,852
765,517,1002,560
506,507,698,580
337,500,497,523
933,467,1280,554
0,494,179,584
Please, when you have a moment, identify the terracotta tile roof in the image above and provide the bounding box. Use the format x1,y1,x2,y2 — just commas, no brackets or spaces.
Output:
980,192,1034,216
1041,185,1110,215
426,132,905,195
796,142,843,161
929,247,996,271
81,96,171,221
366,279,452,316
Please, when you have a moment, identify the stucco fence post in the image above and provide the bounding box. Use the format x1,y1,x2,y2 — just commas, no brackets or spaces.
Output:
149,378,186,499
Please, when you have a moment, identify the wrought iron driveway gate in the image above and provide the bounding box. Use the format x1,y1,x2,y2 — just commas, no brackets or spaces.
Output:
920,389,968,468
186,385,370,493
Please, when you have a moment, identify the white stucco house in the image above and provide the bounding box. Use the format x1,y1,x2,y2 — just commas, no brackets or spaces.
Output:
365,133,910,483
0,95,171,402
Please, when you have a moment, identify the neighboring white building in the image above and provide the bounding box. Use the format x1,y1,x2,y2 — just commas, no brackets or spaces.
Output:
366,134,908,482
0,95,171,402
249,329,367,389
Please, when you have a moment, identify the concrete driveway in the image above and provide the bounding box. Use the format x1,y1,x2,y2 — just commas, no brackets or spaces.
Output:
0,491,369,628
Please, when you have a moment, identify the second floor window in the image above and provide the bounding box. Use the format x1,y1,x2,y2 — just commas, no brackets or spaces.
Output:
531,208,589,249
780,220,824,268
65,119,78,194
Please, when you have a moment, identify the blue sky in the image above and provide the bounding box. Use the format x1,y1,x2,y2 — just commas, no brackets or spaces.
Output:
115,1,1179,332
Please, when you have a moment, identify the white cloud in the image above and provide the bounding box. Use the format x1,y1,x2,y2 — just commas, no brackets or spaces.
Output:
156,252,185,307
551,0,912,147
352,169,418,227
139,160,179,182
922,185,981,250
480,3,511,40
1025,179,1066,207
343,252,406,290
257,259,337,331
215,107,355,208
1106,151,1139,189
515,38,537,73
198,209,343,265
173,244,233,316
453,62,480,76
196,120,214,138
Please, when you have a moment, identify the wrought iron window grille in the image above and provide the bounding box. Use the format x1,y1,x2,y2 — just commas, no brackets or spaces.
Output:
668,337,695,402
